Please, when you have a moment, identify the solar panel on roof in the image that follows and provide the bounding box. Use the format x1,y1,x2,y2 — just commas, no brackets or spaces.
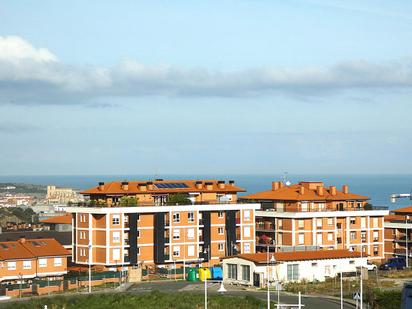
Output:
154,183,189,189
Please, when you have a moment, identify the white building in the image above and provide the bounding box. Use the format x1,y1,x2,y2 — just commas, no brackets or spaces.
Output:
222,250,367,287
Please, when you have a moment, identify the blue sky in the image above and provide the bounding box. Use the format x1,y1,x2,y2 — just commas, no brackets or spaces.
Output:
0,0,412,175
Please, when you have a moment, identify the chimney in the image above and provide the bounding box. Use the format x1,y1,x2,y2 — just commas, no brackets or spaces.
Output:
138,183,147,192
317,186,324,196
147,181,154,190
205,182,213,191
299,186,305,195
228,180,235,186
342,185,349,194
217,180,225,189
121,181,129,191
19,237,26,244
98,182,105,191
155,178,163,181
272,181,280,191
279,181,284,188
195,181,203,190
330,186,337,196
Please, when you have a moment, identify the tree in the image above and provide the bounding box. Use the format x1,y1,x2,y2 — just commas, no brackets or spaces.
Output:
166,193,192,205
119,196,138,207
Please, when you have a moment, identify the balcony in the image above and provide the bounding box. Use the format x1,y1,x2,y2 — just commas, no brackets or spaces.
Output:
256,204,388,213
256,221,275,232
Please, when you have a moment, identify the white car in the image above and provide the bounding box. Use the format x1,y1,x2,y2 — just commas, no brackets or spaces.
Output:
364,262,377,271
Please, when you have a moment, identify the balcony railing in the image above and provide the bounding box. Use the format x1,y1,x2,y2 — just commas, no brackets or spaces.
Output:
258,205,388,213
70,200,245,208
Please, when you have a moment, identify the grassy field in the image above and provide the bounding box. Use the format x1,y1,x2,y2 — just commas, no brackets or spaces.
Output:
0,291,267,309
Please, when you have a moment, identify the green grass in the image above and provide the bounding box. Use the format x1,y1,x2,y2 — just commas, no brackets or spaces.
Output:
0,291,267,309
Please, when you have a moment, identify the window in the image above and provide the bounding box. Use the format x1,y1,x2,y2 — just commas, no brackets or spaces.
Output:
317,233,322,245
137,214,140,221
137,247,140,255
218,211,224,218
311,262,318,267
39,258,47,268
23,260,31,269
337,237,342,244
373,245,379,255
7,262,16,270
137,230,140,238
173,212,180,223
173,246,180,257
350,231,356,240
113,248,120,260
188,245,195,256
327,232,333,241
227,264,237,279
298,233,304,245
187,228,195,239
361,231,367,242
112,215,120,225
317,218,322,228
244,226,251,237
54,257,62,267
361,217,366,228
327,218,334,226
298,220,304,229
287,264,299,281
241,265,250,281
349,260,355,264
79,248,86,257
188,212,195,223
373,231,379,242
372,217,379,227
218,243,224,251
244,210,251,221
278,219,283,229
113,231,121,243
218,227,224,235
173,229,180,239
244,243,251,253
350,218,356,225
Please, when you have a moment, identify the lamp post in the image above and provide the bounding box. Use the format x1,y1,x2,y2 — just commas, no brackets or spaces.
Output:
340,271,343,309
267,246,276,309
88,241,92,293
204,248,209,309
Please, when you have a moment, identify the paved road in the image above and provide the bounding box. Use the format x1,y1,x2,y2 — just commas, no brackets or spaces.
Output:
127,281,354,309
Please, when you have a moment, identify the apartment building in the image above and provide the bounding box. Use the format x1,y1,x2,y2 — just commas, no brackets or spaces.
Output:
65,180,259,269
384,206,412,261
0,238,69,282
241,181,389,261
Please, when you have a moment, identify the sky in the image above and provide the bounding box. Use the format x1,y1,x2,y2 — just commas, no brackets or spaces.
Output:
0,0,412,175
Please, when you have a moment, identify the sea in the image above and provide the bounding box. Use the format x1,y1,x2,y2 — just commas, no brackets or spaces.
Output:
0,174,411,210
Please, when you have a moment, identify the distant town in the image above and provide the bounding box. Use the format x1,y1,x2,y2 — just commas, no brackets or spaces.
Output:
0,179,409,308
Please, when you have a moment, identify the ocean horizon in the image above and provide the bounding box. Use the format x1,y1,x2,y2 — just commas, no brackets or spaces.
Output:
0,174,411,210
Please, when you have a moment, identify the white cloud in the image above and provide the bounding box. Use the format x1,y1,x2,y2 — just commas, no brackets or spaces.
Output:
1,36,412,105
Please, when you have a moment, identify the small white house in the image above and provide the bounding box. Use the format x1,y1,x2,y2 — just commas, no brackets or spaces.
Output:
222,249,367,287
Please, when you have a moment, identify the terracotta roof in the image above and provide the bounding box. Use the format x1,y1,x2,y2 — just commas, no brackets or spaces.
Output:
41,214,72,225
392,206,412,214
0,238,69,261
224,250,362,264
241,181,368,202
82,179,245,195
0,231,72,246
385,214,406,222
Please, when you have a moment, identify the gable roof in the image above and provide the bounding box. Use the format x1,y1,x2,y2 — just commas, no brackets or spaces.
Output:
241,182,368,202
0,231,71,246
224,249,362,264
0,238,69,261
82,179,245,195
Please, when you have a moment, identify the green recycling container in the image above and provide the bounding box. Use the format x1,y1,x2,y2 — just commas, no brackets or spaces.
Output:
187,268,198,281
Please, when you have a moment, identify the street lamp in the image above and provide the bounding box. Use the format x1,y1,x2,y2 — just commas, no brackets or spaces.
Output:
267,247,276,309
350,246,363,309
203,248,209,309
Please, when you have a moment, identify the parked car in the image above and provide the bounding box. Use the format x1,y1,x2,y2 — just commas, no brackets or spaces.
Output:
379,257,406,270
364,262,377,271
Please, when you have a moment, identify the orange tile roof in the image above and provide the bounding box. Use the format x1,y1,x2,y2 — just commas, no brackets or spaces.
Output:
385,214,406,221
392,206,412,214
241,182,368,201
41,214,72,225
82,179,245,195
0,238,70,261
226,250,362,264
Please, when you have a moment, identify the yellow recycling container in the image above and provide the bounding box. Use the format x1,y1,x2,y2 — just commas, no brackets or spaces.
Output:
198,267,211,282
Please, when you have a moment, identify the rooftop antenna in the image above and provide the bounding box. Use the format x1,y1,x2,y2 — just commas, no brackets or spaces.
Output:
283,172,291,186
